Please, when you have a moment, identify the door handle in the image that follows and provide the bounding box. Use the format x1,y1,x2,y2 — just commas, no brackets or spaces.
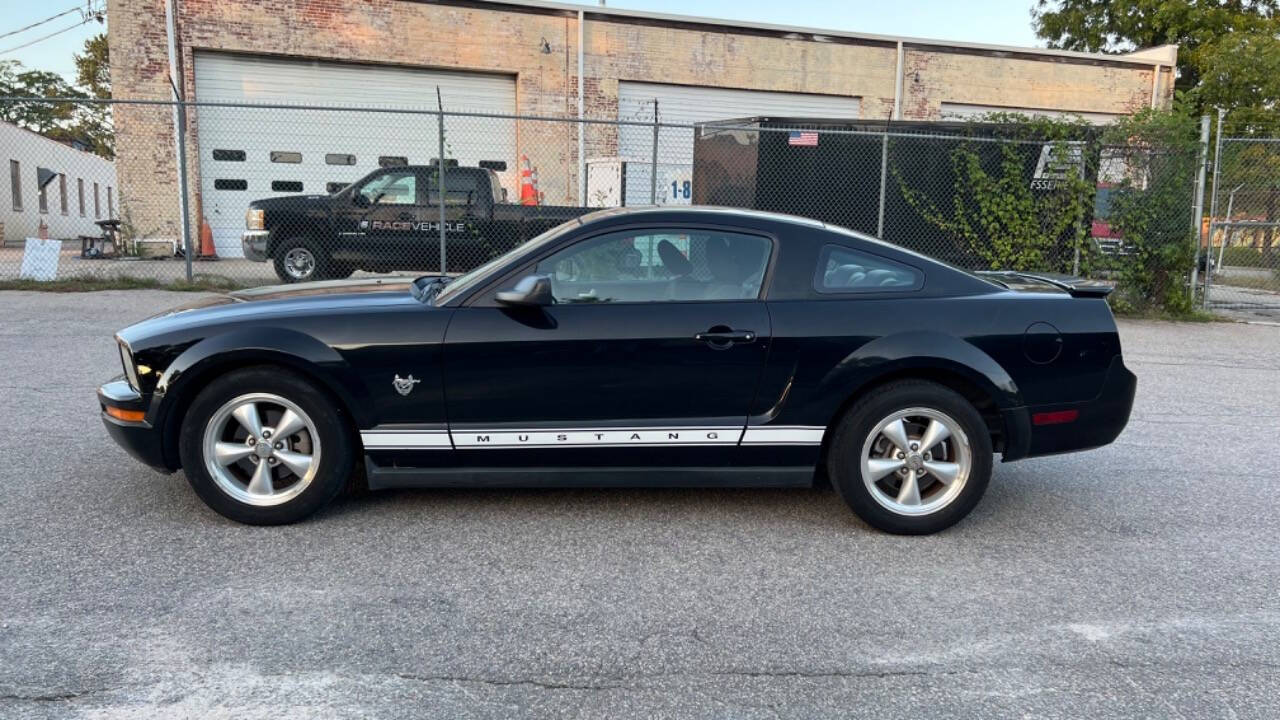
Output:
398,212,415,221
694,328,756,346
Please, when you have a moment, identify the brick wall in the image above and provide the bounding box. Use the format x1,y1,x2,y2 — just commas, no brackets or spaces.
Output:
108,0,1174,239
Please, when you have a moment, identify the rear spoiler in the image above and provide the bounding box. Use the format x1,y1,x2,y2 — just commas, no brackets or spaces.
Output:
989,271,1116,298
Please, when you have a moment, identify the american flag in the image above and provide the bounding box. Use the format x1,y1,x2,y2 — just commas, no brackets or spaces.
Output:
788,130,818,147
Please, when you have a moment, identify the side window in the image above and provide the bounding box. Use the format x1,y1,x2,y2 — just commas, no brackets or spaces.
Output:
358,170,417,205
533,228,771,304
10,160,21,211
815,244,923,293
426,171,478,205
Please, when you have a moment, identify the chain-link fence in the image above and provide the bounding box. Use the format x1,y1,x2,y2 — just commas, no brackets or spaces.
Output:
1204,137,1280,310
0,97,1202,307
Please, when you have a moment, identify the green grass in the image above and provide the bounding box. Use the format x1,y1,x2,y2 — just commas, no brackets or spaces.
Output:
1112,306,1218,322
0,274,251,293
1211,274,1280,292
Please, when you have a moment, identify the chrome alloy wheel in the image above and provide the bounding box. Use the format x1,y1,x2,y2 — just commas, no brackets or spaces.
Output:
283,247,317,280
860,407,972,516
201,393,321,507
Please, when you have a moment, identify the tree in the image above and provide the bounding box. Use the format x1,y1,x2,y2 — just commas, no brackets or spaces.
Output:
0,33,113,158
74,33,110,100
0,62,87,137
1031,1,1280,132
72,32,113,157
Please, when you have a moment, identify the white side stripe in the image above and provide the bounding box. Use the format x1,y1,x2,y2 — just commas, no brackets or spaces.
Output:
452,427,740,449
361,431,452,449
740,426,826,446
360,425,826,450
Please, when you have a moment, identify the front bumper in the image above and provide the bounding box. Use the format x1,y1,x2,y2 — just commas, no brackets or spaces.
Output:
242,230,270,262
1001,355,1137,461
99,379,173,472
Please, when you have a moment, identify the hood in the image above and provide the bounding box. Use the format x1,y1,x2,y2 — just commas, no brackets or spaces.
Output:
118,277,420,346
249,193,328,210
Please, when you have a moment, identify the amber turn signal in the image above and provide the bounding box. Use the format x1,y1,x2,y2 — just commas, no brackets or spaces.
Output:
105,406,146,423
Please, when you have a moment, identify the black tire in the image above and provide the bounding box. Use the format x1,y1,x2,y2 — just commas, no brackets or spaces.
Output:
826,380,993,535
178,367,354,525
272,237,330,283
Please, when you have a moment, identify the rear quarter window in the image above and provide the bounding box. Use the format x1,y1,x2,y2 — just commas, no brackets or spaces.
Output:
815,245,923,294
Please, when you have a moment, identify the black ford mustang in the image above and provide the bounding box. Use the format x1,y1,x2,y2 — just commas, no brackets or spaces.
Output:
99,207,1135,534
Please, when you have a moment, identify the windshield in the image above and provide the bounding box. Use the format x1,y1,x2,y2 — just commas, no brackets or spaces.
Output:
432,217,584,304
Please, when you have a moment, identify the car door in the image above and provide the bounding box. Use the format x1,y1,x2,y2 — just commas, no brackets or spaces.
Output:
337,168,425,266
441,225,775,468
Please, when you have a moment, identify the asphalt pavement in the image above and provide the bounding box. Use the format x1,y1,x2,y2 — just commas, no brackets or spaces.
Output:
2,290,1278,719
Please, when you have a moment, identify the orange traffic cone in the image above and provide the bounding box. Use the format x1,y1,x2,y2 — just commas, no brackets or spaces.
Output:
199,217,218,259
518,154,538,206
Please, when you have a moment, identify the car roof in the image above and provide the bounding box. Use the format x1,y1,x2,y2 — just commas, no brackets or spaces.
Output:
574,205,934,264
577,205,826,229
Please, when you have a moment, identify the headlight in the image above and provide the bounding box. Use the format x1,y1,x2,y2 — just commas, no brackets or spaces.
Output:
246,208,264,230
118,341,140,391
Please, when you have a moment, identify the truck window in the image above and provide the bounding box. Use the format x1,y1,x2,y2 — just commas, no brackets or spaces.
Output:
358,170,417,205
426,171,478,206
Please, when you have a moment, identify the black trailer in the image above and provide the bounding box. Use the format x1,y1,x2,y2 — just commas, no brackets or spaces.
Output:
691,117,1102,270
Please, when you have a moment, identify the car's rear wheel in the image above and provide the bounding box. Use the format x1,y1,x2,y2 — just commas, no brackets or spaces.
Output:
178,367,353,525
272,238,330,283
827,380,992,534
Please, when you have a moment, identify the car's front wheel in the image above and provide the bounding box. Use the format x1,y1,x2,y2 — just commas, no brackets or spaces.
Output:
178,367,353,525
827,380,992,534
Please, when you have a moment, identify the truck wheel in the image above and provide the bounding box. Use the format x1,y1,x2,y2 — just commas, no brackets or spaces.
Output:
273,238,329,283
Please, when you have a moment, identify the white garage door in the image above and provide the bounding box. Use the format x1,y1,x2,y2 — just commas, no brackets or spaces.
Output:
616,82,861,205
194,53,516,255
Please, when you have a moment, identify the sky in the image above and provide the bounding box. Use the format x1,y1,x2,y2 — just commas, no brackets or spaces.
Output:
0,0,107,83
0,0,1044,85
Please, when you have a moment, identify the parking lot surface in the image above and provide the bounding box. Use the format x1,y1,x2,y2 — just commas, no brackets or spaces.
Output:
2,290,1278,719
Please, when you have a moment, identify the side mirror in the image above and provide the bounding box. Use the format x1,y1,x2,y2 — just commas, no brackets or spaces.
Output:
501,188,509,202
495,274,554,307
352,193,370,208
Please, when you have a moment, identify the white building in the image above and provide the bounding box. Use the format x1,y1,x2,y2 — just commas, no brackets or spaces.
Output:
1,121,118,246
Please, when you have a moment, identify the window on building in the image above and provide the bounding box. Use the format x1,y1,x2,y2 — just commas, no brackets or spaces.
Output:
212,149,246,161
479,160,508,171
10,160,21,211
270,151,302,164
814,245,923,293
59,175,68,215
93,182,100,218
77,178,85,216
37,170,48,214
107,186,114,218
214,179,248,190
271,180,303,192
325,153,356,166
378,156,408,168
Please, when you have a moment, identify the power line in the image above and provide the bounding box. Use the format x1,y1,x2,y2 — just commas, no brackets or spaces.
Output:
0,5,84,42
0,16,96,56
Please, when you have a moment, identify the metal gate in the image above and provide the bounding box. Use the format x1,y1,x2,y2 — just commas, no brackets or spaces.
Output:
1204,137,1280,311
